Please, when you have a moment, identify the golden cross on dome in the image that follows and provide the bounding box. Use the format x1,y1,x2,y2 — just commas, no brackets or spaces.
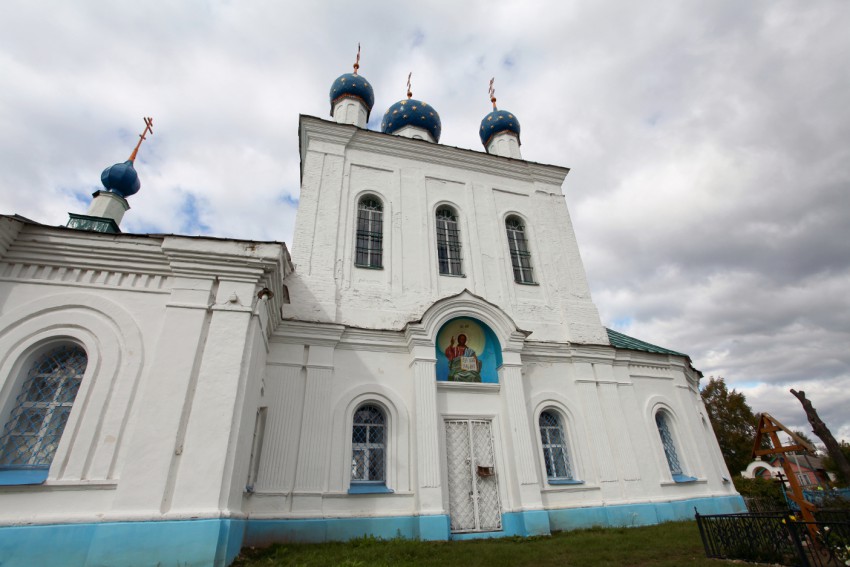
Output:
128,117,153,162
406,72,413,99
489,77,497,110
353,43,360,75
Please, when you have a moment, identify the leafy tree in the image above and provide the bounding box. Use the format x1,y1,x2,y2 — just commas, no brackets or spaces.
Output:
700,377,759,476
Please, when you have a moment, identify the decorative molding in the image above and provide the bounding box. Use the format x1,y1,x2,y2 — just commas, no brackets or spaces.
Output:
272,320,345,347
436,381,501,393
300,115,570,187
0,264,170,294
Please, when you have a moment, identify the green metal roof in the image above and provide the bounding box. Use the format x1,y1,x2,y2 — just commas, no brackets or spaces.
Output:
605,328,687,357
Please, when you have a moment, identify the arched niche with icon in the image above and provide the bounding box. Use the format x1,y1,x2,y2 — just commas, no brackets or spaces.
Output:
435,317,502,383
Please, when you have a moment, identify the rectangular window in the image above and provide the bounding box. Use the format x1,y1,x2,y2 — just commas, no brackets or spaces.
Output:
436,210,463,276
355,200,383,268
506,218,534,284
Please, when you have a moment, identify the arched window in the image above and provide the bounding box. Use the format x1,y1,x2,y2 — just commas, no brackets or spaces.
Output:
505,216,534,284
355,197,383,269
351,404,385,485
655,410,693,482
436,207,463,276
539,410,574,482
0,345,87,484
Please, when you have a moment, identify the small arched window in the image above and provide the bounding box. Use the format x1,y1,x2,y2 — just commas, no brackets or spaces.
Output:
655,410,693,482
355,197,383,269
539,410,574,482
436,207,463,276
0,345,87,484
351,404,385,484
505,216,534,284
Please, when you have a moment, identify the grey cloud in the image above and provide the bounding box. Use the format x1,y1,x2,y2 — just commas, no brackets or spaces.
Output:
1,0,848,440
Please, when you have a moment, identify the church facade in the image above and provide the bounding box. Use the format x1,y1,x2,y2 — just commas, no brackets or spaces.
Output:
0,62,743,566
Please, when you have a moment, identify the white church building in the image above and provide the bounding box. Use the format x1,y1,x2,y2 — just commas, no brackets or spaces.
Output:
0,59,744,566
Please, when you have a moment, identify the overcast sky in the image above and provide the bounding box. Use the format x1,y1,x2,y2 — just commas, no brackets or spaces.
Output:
1,1,848,446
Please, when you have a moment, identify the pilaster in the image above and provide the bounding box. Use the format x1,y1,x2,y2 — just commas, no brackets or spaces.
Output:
576,364,618,483
291,342,338,509
407,329,444,514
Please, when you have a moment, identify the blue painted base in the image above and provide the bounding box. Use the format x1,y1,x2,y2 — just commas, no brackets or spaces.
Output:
0,518,245,567
547,494,746,532
0,495,745,566
243,514,452,547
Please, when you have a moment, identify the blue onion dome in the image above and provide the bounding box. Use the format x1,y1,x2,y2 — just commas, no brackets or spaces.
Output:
329,73,375,119
380,99,442,142
479,109,521,147
100,160,140,198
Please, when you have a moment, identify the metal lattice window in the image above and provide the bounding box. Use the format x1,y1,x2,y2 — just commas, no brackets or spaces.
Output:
506,216,534,284
0,345,87,470
655,411,683,476
539,410,573,480
351,404,385,483
436,207,463,276
355,198,383,269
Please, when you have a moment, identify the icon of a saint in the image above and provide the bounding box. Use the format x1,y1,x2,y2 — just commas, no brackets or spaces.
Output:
445,334,482,382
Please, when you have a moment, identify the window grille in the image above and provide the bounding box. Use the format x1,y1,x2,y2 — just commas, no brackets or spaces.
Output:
355,198,383,269
0,345,87,470
505,217,534,284
351,404,385,483
436,207,463,276
655,411,683,476
539,410,573,480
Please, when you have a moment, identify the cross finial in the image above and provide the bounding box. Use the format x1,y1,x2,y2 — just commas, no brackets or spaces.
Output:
489,77,497,110
353,43,360,75
406,72,413,99
128,117,153,162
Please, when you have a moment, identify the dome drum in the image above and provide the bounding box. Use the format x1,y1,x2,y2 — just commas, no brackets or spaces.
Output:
380,99,442,143
479,109,521,148
329,73,375,122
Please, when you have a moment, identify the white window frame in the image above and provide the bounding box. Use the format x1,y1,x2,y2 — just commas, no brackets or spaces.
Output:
350,403,388,489
436,207,463,276
0,343,87,482
538,409,577,483
505,215,535,284
655,409,695,483
355,196,384,269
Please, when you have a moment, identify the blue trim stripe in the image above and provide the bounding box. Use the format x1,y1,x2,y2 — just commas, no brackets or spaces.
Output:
0,496,746,566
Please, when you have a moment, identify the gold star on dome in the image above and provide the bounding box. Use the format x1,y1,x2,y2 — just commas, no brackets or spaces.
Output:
487,116,493,121
340,78,346,82
508,114,513,118
412,106,417,110
400,100,407,105
422,102,428,107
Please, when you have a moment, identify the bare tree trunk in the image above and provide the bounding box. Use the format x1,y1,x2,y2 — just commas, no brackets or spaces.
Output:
791,389,850,484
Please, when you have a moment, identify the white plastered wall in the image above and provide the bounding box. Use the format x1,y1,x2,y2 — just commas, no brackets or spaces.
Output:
287,116,607,345
0,220,287,526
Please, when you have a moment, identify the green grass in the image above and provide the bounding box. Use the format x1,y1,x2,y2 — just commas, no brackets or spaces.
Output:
233,520,740,567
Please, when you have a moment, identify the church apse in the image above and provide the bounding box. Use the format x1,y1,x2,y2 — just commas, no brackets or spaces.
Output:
435,317,502,383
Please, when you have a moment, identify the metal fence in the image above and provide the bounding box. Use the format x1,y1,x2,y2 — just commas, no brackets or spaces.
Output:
696,510,850,567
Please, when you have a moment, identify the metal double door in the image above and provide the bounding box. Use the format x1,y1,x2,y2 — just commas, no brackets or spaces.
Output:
445,419,502,533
